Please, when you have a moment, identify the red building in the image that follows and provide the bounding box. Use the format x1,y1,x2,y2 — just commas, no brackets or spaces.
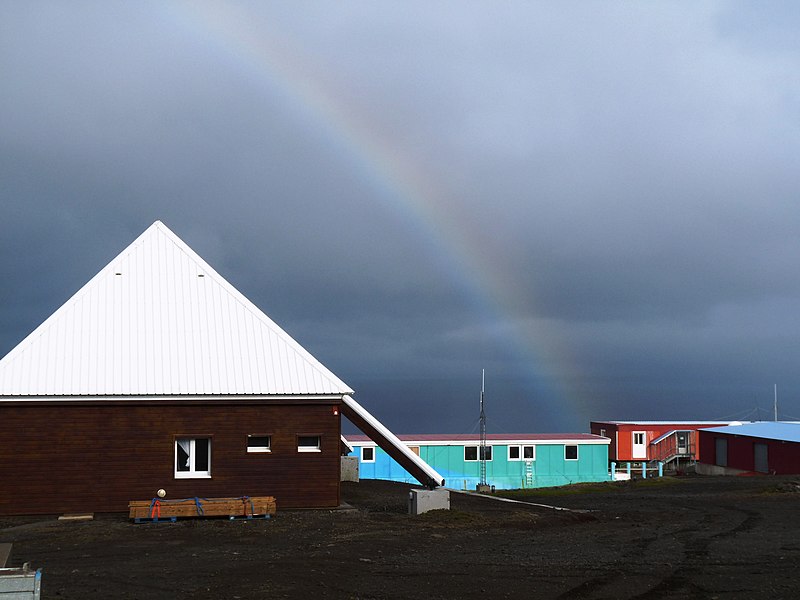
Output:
697,422,800,475
590,421,737,465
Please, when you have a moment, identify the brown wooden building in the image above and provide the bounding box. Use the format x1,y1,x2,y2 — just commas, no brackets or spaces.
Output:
0,222,359,515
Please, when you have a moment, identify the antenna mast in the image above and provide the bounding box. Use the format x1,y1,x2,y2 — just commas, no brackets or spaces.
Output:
774,384,778,422
479,369,487,488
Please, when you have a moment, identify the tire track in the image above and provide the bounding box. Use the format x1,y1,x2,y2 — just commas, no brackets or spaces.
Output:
554,501,761,600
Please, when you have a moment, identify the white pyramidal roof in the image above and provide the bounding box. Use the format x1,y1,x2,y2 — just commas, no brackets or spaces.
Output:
0,221,353,398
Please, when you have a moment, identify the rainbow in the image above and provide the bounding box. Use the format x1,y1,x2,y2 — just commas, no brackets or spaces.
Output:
160,2,579,424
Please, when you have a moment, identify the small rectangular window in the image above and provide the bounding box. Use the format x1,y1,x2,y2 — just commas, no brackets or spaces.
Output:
464,446,478,461
247,435,271,453
298,435,321,453
508,445,521,460
523,445,535,460
361,446,375,462
599,429,607,438
480,446,492,461
565,445,578,461
633,432,645,445
175,437,211,478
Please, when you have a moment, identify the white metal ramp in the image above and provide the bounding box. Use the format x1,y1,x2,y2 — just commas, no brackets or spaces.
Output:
341,395,445,489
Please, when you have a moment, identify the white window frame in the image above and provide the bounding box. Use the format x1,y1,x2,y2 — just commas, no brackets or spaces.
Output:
247,434,272,453
174,437,211,479
508,445,521,461
298,435,322,453
565,445,579,461
361,446,376,463
465,445,492,462
523,445,536,460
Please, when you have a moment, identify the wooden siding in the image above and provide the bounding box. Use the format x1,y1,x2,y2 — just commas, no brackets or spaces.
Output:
0,402,341,515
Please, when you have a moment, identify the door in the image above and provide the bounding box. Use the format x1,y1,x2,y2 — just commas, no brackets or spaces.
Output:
632,431,647,459
754,443,768,473
676,432,688,455
715,437,727,467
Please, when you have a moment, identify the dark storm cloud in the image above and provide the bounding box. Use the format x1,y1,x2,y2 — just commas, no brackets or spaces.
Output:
3,2,800,433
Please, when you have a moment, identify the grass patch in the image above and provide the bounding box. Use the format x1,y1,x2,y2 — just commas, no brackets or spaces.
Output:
633,476,683,488
496,481,622,498
760,481,800,495
495,477,684,499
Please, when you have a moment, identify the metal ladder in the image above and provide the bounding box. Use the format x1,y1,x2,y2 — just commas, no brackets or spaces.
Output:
524,460,534,487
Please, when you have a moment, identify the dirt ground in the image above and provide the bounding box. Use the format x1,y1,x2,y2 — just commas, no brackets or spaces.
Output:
2,475,800,599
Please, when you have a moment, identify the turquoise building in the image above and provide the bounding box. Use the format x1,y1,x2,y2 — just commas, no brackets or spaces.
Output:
346,433,611,490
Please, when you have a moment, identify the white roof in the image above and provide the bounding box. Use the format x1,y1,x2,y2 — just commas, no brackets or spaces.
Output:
0,221,353,398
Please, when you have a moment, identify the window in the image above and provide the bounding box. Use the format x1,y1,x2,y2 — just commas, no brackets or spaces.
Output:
565,445,578,460
508,445,534,460
247,435,271,453
599,429,607,438
633,432,645,445
464,445,492,461
175,437,211,478
480,446,492,461
361,446,375,462
408,446,420,456
298,435,321,453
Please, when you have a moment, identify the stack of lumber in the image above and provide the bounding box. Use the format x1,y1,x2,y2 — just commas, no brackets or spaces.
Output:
128,496,276,520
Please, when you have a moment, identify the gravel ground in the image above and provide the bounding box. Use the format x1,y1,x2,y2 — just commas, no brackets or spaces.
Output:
2,475,800,599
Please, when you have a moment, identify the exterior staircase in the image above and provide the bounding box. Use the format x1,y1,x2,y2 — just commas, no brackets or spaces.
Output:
649,430,696,466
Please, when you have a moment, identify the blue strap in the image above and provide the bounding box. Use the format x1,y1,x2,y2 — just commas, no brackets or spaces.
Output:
242,495,255,515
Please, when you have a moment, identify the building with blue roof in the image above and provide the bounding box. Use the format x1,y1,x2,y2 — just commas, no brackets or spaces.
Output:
697,422,800,475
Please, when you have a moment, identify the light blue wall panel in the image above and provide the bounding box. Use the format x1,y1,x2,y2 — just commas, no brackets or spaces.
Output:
351,442,610,490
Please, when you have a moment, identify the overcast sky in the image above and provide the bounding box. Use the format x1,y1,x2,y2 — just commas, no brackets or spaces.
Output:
3,2,800,434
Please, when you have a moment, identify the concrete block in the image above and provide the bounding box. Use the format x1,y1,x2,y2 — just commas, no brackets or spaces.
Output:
408,488,450,515
340,456,359,482
0,544,11,568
